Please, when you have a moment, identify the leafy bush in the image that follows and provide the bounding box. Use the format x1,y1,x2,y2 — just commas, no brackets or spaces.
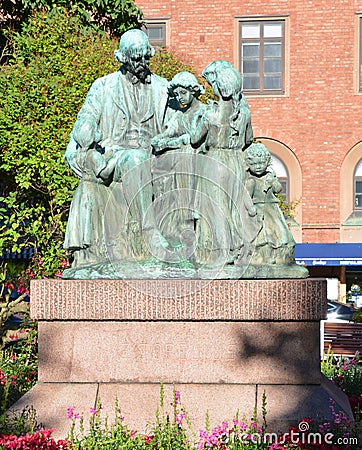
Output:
0,329,38,410
0,265,38,438
0,406,38,438
0,0,143,65
0,7,123,276
321,347,362,419
321,349,362,398
1,0,142,37
352,308,362,323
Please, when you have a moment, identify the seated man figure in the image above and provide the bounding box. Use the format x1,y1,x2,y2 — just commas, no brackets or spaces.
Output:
64,29,174,267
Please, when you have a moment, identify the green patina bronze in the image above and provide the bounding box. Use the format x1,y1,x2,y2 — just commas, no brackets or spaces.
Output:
62,29,308,279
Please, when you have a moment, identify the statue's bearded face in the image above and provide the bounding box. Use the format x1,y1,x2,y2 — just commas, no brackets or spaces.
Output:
126,53,151,82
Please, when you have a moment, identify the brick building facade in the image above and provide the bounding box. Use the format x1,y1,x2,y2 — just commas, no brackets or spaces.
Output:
137,0,362,300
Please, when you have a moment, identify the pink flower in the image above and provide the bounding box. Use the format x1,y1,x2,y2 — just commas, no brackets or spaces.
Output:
0,370,7,387
90,407,97,414
67,407,74,419
129,430,137,439
175,390,181,405
25,268,36,278
176,412,185,425
55,271,63,278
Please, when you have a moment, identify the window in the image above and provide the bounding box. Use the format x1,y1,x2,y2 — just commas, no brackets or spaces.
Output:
142,22,167,48
354,158,362,209
239,20,285,95
270,153,289,202
340,142,362,232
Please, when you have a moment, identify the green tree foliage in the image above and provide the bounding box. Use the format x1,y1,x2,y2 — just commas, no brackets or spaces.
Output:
0,8,120,276
0,8,203,277
0,0,143,65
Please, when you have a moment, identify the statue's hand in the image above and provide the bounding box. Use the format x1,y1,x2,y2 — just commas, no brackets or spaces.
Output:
151,137,163,154
151,136,159,148
180,134,190,145
265,171,277,185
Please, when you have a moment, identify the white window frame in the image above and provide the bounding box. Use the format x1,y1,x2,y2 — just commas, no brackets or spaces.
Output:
235,16,290,97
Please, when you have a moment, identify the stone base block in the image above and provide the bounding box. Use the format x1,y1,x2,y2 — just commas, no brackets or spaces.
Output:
10,378,353,441
38,321,322,385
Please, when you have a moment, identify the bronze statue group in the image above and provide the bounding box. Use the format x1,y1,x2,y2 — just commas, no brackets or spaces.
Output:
63,29,299,279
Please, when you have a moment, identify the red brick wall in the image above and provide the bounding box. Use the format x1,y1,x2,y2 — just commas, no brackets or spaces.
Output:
136,0,362,243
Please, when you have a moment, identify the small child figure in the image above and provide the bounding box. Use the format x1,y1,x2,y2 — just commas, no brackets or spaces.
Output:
150,72,206,250
244,142,295,265
64,117,119,266
151,71,206,154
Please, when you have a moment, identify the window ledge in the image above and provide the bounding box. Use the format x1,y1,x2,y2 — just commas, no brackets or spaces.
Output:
245,93,289,99
342,211,362,226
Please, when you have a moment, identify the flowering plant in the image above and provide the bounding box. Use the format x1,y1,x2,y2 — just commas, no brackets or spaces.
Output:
0,428,69,449
321,347,362,418
1,388,361,449
0,329,38,411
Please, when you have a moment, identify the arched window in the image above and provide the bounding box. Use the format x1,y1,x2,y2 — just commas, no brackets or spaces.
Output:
354,158,362,209
270,153,289,202
340,142,362,237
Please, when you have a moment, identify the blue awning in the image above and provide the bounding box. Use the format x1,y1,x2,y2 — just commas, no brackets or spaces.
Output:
295,243,362,266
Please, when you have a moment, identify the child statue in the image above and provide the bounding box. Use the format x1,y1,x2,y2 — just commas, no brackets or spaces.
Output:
189,61,260,268
151,72,206,253
64,117,121,267
244,142,295,265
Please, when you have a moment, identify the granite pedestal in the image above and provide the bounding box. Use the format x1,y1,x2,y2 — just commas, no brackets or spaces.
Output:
10,278,353,439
